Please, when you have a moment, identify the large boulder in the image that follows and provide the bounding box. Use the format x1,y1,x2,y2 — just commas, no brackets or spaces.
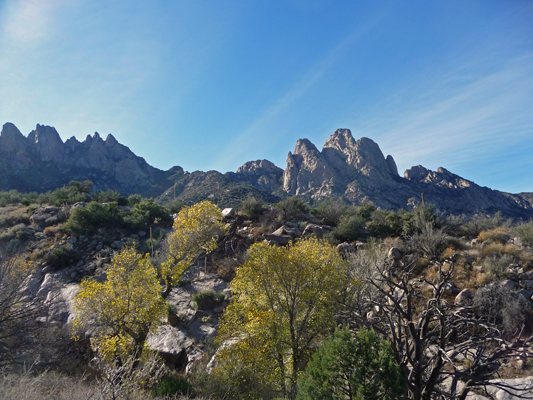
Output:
454,288,473,306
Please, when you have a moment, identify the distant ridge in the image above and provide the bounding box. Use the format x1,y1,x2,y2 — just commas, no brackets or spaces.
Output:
1,122,532,218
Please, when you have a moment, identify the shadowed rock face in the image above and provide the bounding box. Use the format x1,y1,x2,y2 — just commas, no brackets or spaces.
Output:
0,123,172,196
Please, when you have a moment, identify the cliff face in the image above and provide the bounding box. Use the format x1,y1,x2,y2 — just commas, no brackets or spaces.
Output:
0,123,172,196
282,129,402,204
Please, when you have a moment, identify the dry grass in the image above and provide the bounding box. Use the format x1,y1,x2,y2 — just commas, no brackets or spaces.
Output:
479,243,522,259
0,207,31,228
0,370,201,400
477,228,512,245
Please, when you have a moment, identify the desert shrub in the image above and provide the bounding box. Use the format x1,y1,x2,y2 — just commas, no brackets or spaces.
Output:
333,214,365,242
408,222,449,260
48,180,93,206
215,257,238,281
241,197,264,220
128,193,143,205
0,208,31,228
192,291,225,310
63,201,124,234
478,228,511,244
275,196,310,222
366,209,409,238
152,376,193,397
515,220,533,247
297,327,405,400
167,198,185,214
92,189,120,203
443,214,466,236
412,204,440,231
45,245,77,269
0,223,30,242
124,198,173,229
484,253,515,278
473,284,533,336
311,198,348,226
479,243,522,259
461,212,511,238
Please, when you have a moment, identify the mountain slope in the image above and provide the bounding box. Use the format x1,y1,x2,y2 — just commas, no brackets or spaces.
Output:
1,122,531,218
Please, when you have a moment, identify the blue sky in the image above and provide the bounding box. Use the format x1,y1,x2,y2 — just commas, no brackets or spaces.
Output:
0,1,532,193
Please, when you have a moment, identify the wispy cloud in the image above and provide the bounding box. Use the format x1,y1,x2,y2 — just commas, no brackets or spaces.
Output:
214,6,392,171
357,51,533,190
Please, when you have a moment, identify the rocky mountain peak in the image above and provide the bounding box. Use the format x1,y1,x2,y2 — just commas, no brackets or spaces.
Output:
283,129,404,198
28,124,64,161
404,165,429,181
1,122,24,139
229,159,284,193
236,159,280,175
0,122,27,150
293,138,320,157
105,134,119,146
322,128,356,151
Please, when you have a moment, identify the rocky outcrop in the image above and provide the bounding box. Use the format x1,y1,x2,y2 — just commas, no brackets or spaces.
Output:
226,159,283,193
282,130,401,202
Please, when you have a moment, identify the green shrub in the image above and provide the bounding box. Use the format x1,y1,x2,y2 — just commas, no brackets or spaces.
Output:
484,253,515,278
152,376,193,397
124,199,173,229
45,245,76,270
241,197,263,219
311,198,347,226
332,215,365,242
191,291,225,310
275,196,310,222
0,190,44,207
48,180,93,206
92,189,120,203
297,327,405,400
366,209,407,238
127,194,143,205
167,198,185,214
355,200,377,220
63,201,123,235
515,220,533,247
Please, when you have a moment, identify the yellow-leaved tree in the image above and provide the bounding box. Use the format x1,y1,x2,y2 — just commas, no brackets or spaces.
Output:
161,200,225,299
73,200,225,365
73,247,165,362
215,237,348,399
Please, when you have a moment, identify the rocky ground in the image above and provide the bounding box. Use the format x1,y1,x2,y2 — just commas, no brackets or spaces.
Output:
3,200,533,398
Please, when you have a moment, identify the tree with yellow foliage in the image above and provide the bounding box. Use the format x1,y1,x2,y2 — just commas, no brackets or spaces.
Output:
73,201,225,364
216,238,348,399
161,200,225,299
73,247,165,362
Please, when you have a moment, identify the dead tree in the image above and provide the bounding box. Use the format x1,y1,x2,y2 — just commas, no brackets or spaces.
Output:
343,248,533,400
